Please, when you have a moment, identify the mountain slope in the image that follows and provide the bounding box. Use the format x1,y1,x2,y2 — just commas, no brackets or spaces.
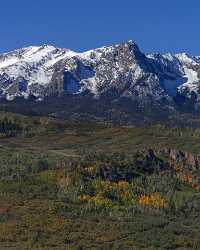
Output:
148,52,200,108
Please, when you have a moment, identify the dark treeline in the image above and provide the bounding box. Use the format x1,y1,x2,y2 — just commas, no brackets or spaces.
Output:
0,117,23,137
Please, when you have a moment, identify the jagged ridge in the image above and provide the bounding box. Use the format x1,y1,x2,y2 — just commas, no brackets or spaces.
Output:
1,40,200,111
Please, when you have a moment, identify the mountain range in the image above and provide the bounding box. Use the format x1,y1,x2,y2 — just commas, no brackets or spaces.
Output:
1,40,200,124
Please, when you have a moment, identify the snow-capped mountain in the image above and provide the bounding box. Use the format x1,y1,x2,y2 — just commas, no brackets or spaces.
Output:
148,52,200,101
1,40,200,111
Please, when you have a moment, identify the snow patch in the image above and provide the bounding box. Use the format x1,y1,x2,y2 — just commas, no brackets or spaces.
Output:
175,53,198,65
183,67,199,83
0,57,19,69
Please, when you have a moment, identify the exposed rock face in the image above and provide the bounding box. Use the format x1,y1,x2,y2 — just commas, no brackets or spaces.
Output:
1,40,200,112
160,148,200,170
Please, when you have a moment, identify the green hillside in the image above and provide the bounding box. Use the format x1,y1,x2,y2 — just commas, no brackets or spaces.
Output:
0,112,199,249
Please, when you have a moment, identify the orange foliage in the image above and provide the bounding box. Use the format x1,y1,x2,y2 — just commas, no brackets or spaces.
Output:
172,162,200,191
177,172,200,190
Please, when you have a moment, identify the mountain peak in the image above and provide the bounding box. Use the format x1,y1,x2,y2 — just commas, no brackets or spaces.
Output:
114,39,140,51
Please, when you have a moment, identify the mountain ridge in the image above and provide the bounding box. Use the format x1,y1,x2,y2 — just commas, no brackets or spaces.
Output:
1,40,200,123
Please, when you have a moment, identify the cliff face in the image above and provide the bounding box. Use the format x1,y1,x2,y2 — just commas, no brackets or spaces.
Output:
133,148,200,190
160,148,200,170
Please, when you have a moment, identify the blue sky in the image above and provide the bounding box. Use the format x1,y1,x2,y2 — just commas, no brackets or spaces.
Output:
0,0,200,55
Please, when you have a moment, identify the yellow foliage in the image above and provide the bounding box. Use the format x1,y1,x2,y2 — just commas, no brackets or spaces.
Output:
79,194,113,207
79,194,91,202
139,193,167,209
117,181,130,190
79,180,135,206
85,165,97,175
93,180,131,192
